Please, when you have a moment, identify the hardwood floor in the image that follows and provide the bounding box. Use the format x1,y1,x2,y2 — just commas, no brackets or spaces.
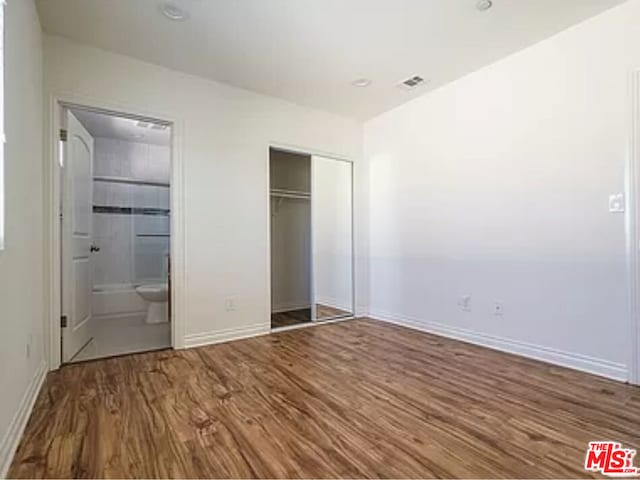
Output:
271,308,311,328
9,319,640,478
315,304,351,321
271,304,351,328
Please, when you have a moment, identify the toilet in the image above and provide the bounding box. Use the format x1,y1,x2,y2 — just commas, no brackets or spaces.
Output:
135,283,169,324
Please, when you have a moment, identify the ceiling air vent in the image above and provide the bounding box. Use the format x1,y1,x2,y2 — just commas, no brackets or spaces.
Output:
398,75,427,91
136,121,169,131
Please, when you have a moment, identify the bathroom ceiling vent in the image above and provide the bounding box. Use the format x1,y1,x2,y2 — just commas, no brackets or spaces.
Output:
397,75,427,91
136,121,169,131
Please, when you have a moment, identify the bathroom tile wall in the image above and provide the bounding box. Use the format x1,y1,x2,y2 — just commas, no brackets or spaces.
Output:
93,138,171,286
94,139,170,182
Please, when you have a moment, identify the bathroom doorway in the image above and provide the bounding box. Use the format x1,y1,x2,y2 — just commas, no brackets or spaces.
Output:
59,105,173,363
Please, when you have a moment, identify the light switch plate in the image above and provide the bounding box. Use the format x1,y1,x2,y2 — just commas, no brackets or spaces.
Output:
609,193,625,213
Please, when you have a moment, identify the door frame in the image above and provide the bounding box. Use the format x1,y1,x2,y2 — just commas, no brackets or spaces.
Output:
628,70,640,385
266,143,356,331
44,93,187,370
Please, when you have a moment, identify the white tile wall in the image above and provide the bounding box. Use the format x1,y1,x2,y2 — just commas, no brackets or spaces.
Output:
93,137,170,287
94,138,170,182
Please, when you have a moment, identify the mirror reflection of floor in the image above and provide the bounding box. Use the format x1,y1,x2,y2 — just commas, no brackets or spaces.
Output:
271,304,351,329
316,304,350,321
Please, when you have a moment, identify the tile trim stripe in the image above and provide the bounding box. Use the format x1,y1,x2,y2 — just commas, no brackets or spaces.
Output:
93,206,170,216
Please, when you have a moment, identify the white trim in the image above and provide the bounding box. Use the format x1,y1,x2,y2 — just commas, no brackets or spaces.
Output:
184,322,270,348
0,361,47,477
370,310,628,382
0,0,5,252
628,69,640,385
310,153,316,322
44,92,186,369
269,142,352,164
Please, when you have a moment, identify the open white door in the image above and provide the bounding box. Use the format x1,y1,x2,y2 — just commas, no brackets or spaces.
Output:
61,110,95,363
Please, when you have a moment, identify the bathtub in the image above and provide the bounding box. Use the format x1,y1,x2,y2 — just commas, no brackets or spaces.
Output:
92,283,147,318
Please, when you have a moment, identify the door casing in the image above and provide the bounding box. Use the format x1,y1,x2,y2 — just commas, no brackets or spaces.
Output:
627,70,640,385
45,94,186,370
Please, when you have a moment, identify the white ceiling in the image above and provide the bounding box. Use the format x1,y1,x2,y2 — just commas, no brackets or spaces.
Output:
71,108,171,146
39,0,627,120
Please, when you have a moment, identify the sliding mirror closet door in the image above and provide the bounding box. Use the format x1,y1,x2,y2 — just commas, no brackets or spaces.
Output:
312,156,354,321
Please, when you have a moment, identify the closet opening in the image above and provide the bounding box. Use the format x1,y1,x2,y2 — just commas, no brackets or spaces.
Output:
269,147,355,331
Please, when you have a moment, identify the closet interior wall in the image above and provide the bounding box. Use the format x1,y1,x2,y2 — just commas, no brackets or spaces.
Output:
270,149,312,328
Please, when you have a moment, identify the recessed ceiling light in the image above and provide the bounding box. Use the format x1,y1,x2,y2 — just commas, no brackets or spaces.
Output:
476,0,493,11
160,1,189,21
351,78,372,88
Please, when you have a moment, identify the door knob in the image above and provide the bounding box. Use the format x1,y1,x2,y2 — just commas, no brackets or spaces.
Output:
90,244,100,253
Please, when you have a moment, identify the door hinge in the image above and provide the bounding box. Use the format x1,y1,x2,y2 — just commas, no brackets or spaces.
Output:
60,315,68,328
59,129,68,142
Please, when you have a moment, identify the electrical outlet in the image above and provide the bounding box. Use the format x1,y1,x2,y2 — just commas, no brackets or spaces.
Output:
458,295,472,312
225,298,237,312
494,301,504,316
609,193,625,213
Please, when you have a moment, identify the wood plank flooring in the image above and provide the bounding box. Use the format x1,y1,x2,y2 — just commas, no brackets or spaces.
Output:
9,319,640,478
315,304,351,321
270,308,311,328
271,304,351,329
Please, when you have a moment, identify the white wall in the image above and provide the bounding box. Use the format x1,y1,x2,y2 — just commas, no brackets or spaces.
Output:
365,0,640,381
270,197,311,312
44,35,364,345
313,157,354,312
0,0,45,474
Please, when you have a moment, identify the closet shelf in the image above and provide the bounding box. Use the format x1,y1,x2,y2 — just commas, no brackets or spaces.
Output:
270,188,311,200
94,176,170,188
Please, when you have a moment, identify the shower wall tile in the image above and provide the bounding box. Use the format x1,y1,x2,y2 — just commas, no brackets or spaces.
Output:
93,214,134,286
132,184,169,209
134,215,170,235
131,144,170,183
92,137,171,287
94,138,170,182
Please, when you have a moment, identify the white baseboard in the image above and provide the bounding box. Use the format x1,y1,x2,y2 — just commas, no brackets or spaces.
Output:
370,310,628,382
0,361,47,477
184,322,270,349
